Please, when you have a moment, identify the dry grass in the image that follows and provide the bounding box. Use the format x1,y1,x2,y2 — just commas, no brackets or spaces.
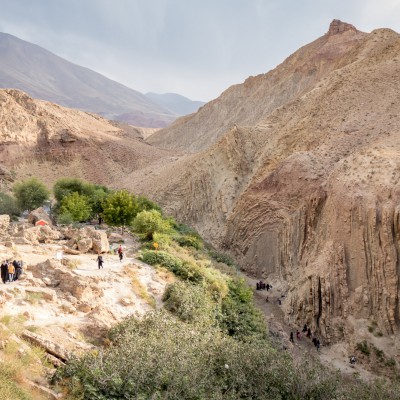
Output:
0,331,50,400
155,266,176,284
126,266,156,308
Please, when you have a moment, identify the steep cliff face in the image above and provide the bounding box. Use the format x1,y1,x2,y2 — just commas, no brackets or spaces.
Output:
134,24,400,341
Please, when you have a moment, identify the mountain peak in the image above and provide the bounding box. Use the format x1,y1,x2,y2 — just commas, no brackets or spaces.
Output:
327,19,357,36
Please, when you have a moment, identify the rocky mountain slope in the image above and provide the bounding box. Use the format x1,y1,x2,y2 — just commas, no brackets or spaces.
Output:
147,20,365,151
0,32,176,127
0,88,178,189
134,21,400,343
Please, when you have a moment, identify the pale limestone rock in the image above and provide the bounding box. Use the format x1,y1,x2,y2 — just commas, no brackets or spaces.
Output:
22,330,72,362
0,215,10,234
77,303,92,313
77,237,93,253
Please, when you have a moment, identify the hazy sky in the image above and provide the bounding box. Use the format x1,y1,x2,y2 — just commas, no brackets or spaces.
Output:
0,0,399,101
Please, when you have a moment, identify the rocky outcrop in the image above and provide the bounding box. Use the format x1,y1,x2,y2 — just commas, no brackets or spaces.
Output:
136,23,400,343
327,19,358,36
28,207,52,225
22,330,72,362
62,226,109,254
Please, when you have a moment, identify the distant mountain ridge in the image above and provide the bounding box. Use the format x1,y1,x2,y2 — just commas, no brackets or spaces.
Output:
0,32,179,127
145,92,205,116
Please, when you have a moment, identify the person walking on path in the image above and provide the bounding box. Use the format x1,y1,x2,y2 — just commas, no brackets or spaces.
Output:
296,329,301,341
97,254,104,269
117,245,124,262
290,332,294,343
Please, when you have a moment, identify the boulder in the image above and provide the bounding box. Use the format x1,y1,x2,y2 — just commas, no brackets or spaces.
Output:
21,330,72,362
77,237,93,253
28,207,52,226
0,214,10,234
88,229,109,253
36,225,61,242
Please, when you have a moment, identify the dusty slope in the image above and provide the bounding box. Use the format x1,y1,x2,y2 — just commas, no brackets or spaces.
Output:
132,23,400,342
0,89,178,189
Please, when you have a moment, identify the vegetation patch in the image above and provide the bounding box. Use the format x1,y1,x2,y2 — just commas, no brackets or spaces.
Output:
126,266,156,308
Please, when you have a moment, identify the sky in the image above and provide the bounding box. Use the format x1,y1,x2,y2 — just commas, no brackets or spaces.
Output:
0,0,399,102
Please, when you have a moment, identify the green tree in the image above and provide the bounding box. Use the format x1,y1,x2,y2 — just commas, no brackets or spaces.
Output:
132,209,172,240
137,195,162,214
59,192,92,222
102,190,138,232
0,192,20,218
53,178,87,202
13,178,49,212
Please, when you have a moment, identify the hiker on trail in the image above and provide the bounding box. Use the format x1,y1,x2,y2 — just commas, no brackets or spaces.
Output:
256,282,260,290
97,255,104,269
312,337,317,347
307,327,312,338
302,323,308,333
266,296,269,303
316,338,321,352
7,262,15,283
350,355,356,365
296,330,301,341
290,332,294,343
117,245,124,262
1,260,8,284
266,283,270,291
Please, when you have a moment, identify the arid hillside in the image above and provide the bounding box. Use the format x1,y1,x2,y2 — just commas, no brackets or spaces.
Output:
133,21,400,343
0,88,178,190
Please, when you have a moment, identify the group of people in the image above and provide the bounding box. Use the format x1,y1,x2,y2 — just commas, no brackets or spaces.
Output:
256,280,271,291
1,259,23,283
96,245,124,269
289,323,321,351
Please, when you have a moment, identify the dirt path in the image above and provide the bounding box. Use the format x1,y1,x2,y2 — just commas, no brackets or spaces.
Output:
244,275,375,379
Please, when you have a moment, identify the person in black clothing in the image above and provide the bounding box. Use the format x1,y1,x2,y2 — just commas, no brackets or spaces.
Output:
15,261,23,281
0,260,8,283
302,323,308,333
290,331,294,343
97,255,104,269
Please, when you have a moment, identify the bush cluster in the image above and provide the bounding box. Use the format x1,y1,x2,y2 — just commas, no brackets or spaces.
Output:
54,311,343,400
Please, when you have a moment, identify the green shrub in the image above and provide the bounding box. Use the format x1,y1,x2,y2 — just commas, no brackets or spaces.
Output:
219,278,267,341
55,311,341,400
175,234,203,250
13,177,49,212
56,211,74,225
356,340,370,356
0,192,20,217
140,250,182,270
163,281,216,325
152,231,172,248
209,249,236,267
132,209,172,240
386,357,396,368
